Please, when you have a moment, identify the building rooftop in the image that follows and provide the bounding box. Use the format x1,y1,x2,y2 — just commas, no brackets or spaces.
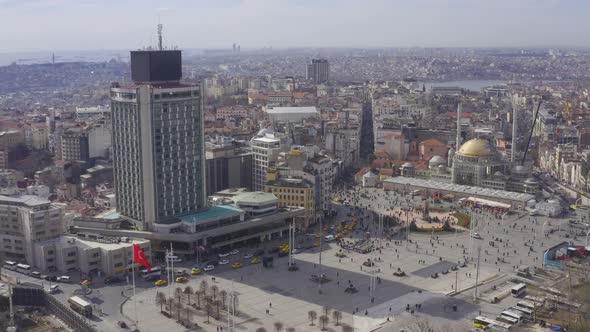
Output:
179,204,243,224
266,106,318,114
384,177,534,203
233,191,278,205
95,209,121,220
0,195,50,207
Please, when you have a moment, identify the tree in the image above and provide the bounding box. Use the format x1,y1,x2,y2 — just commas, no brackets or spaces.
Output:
175,287,183,302
155,291,167,313
256,328,267,332
274,321,284,332
185,305,195,326
214,299,222,319
184,286,193,305
204,296,214,323
308,310,317,325
319,315,329,330
341,324,353,332
322,306,330,317
194,290,203,309
220,289,228,307
211,285,219,300
332,310,342,326
200,279,209,297
173,300,183,322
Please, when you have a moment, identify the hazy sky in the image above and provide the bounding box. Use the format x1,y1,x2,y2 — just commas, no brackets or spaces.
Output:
1,0,588,52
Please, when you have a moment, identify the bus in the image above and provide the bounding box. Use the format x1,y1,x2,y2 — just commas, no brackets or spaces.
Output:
496,314,519,326
68,296,92,317
140,266,163,280
511,283,527,297
512,306,534,321
524,295,545,307
473,316,512,331
500,310,524,324
16,263,31,275
3,260,17,270
516,300,536,311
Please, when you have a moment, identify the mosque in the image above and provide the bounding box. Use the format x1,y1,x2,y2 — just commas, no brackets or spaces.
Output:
420,137,538,194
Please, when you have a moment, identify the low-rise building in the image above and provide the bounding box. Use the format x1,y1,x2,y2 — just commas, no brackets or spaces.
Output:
33,235,150,277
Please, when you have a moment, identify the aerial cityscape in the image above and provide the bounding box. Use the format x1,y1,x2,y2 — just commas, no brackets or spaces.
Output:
0,1,590,332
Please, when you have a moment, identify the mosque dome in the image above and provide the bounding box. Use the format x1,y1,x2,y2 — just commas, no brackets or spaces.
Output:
456,138,496,157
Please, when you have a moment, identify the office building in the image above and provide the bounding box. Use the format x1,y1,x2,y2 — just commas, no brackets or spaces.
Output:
110,50,205,230
205,140,253,196
60,128,89,162
264,168,315,228
306,59,329,84
0,195,65,264
250,129,284,191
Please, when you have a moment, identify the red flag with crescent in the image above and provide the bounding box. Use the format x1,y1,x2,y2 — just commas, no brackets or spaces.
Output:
133,244,151,272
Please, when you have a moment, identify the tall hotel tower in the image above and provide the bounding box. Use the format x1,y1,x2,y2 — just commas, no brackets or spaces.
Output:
111,50,205,230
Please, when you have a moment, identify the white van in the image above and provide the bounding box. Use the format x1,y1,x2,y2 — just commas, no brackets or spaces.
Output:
48,285,60,294
57,276,71,283
324,235,335,242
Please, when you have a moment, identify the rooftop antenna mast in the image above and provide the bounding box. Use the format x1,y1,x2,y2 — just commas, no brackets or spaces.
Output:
157,24,163,50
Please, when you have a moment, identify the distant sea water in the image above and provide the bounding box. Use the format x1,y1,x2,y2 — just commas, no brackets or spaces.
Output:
419,80,506,92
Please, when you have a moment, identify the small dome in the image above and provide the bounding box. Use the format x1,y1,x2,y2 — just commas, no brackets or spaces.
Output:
429,155,446,165
256,128,274,137
457,138,496,157
494,171,504,177
402,162,414,168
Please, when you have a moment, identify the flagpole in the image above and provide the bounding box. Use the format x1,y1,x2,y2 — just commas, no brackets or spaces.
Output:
132,262,138,330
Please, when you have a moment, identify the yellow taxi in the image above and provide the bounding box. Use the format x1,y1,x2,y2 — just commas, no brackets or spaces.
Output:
231,262,243,269
314,233,321,238
191,269,202,275
313,242,321,247
335,233,342,239
251,258,262,264
155,279,167,287
176,276,188,283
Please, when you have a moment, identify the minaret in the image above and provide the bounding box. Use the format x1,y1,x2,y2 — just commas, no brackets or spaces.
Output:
511,104,518,165
456,103,462,149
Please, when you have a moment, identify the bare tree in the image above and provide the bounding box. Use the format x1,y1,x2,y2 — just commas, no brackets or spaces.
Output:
256,328,267,332
184,286,193,305
319,315,329,330
204,296,214,323
173,300,183,321
175,287,183,302
274,321,284,332
155,291,167,313
211,285,219,300
332,310,342,326
322,306,330,317
214,299,222,319
341,324,353,332
200,279,209,297
220,289,228,307
194,290,203,309
308,310,317,325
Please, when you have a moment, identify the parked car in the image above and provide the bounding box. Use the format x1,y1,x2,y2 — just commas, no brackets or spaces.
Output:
105,276,122,284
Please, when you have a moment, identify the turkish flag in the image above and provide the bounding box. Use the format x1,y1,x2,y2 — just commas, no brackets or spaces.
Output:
133,244,151,272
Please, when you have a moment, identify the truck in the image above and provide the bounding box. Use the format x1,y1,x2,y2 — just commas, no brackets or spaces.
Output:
68,296,92,317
